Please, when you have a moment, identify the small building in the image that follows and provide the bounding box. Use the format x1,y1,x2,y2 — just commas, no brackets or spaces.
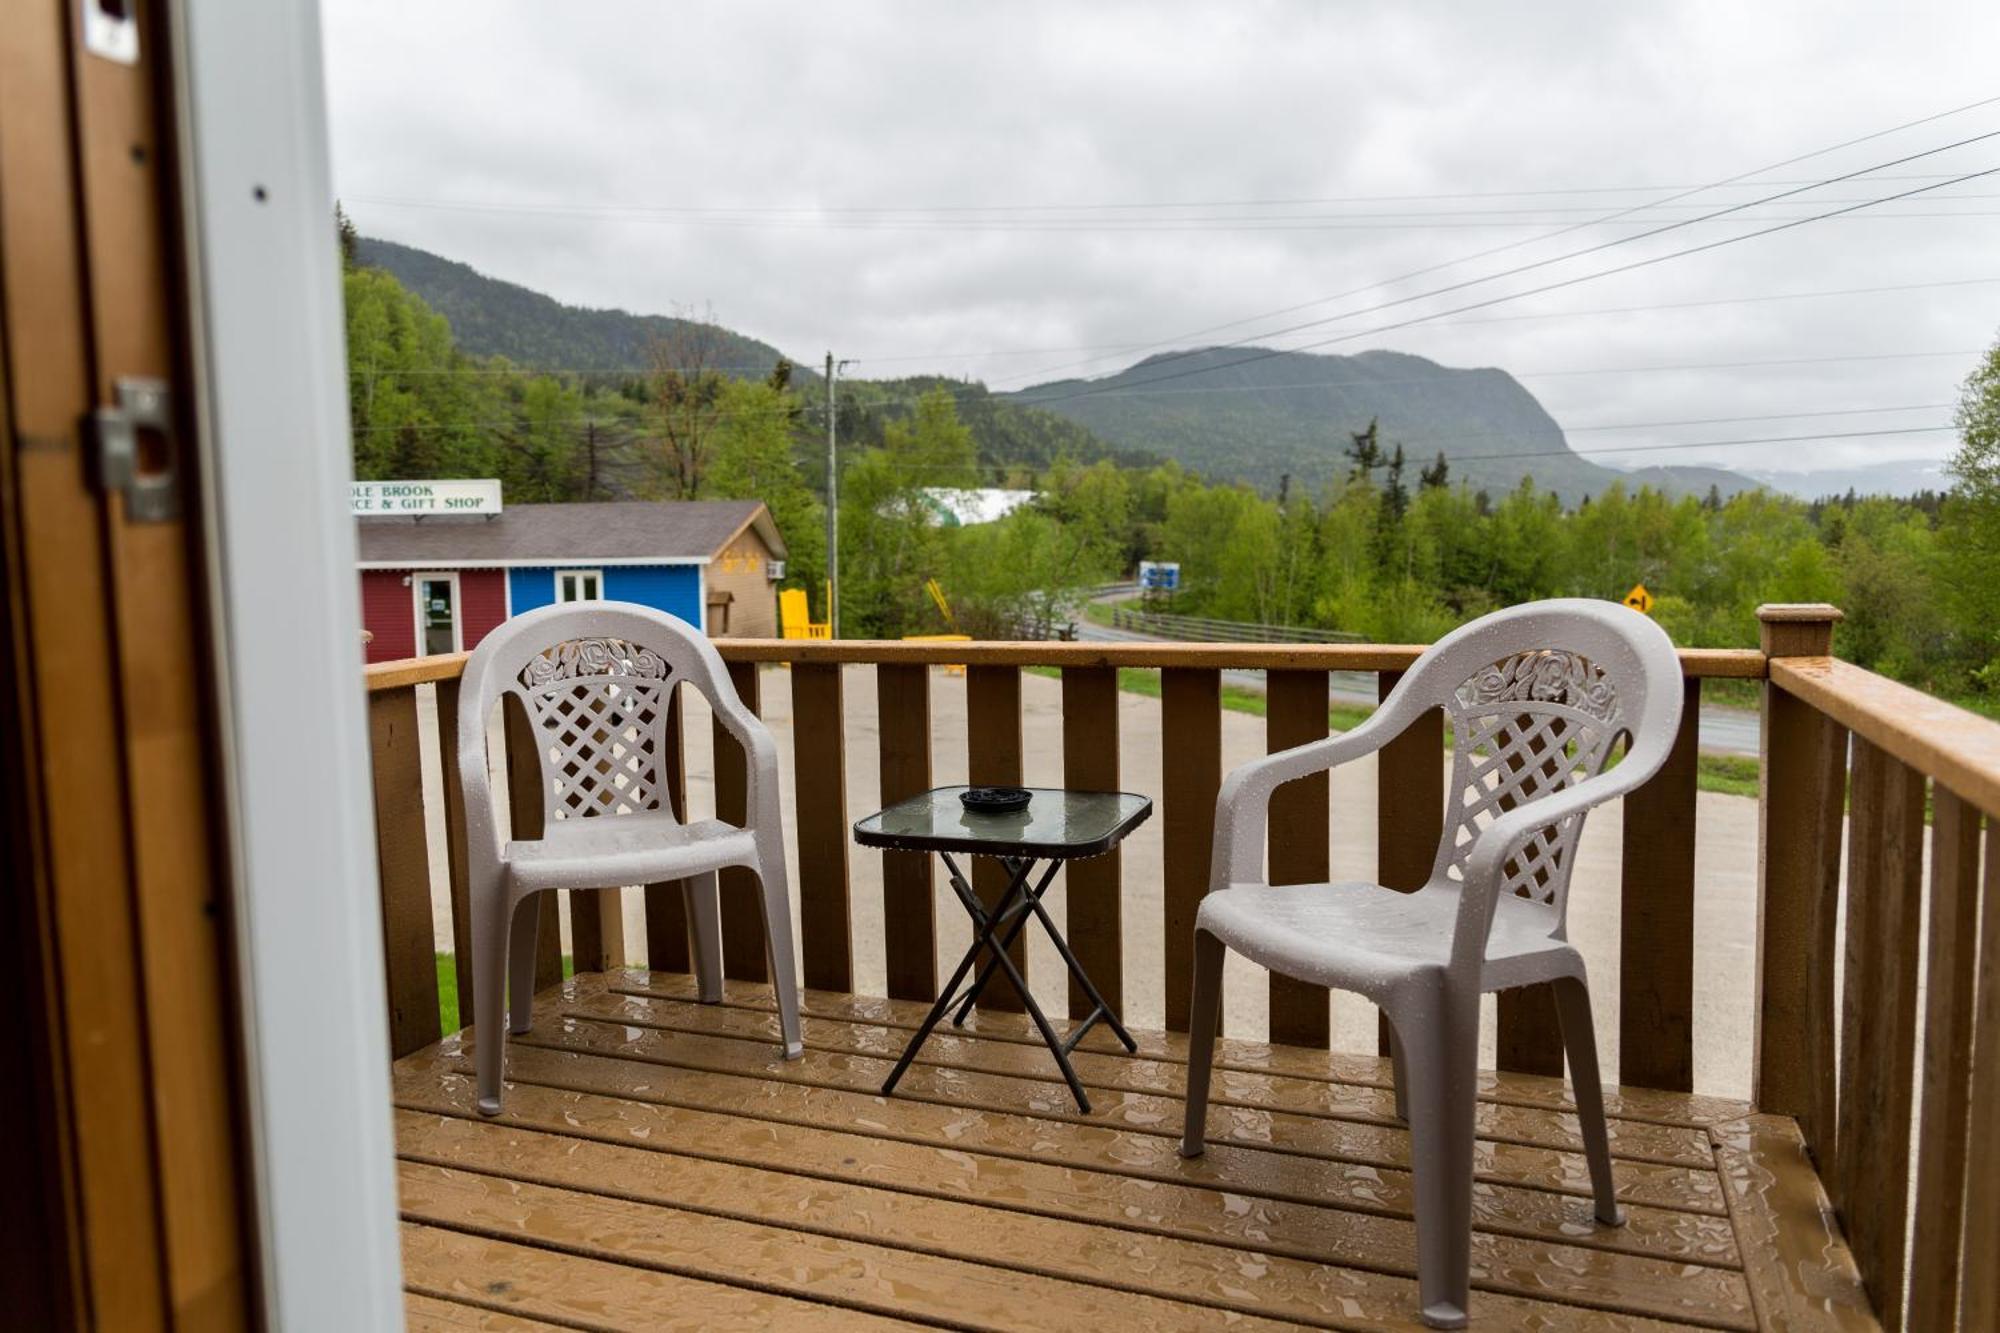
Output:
356,499,787,663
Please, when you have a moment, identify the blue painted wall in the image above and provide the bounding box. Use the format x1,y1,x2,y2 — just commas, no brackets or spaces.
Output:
507,564,704,629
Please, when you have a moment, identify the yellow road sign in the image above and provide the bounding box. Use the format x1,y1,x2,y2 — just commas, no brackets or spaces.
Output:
1623,584,1655,614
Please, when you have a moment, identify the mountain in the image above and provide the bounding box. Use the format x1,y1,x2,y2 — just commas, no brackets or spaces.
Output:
1618,464,1764,500
1742,457,1954,500
1009,347,1760,504
356,237,1762,503
352,236,1153,474
354,236,799,378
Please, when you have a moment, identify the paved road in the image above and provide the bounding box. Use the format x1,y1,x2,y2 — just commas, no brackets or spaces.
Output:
1075,590,1761,757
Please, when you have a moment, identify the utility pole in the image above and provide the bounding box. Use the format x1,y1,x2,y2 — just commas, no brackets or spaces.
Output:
824,351,838,637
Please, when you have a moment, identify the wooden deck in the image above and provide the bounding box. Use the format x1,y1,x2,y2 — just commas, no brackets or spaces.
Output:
393,971,1878,1332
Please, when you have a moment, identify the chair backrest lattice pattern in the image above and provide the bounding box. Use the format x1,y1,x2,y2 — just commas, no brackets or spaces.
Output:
515,636,675,822
1433,649,1625,913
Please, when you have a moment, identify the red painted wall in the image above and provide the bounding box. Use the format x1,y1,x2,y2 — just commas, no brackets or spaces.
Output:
359,567,509,664
459,569,507,650
361,570,414,664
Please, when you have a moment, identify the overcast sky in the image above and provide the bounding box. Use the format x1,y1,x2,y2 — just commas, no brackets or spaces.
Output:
324,2,2000,477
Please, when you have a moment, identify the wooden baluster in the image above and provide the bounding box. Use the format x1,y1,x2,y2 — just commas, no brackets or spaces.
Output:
791,662,853,993
369,687,442,1058
1960,821,2000,1333
503,696,565,993
1266,669,1329,1048
1062,666,1123,1021
1618,677,1700,1091
968,665,1025,1011
716,662,767,982
1376,670,1443,1055
642,686,692,974
1494,708,1565,1077
568,892,624,975
1754,604,1847,1166
1162,668,1222,1033
1834,738,1925,1328
434,678,476,1027
1906,788,1984,1333
877,664,936,1002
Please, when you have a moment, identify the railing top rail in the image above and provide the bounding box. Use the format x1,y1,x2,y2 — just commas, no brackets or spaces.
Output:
1769,655,2000,817
361,639,1766,686
363,651,470,692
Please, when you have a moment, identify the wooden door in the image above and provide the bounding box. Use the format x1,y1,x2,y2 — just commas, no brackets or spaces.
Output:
0,0,255,1327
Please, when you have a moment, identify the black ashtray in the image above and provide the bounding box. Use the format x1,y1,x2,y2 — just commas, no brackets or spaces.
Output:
960,785,1032,813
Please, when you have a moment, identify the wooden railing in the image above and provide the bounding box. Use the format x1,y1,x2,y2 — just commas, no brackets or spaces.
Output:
1750,605,2000,1332
361,608,2000,1325
360,635,1762,1078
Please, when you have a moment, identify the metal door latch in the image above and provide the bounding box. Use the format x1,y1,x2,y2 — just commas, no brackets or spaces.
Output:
89,377,181,522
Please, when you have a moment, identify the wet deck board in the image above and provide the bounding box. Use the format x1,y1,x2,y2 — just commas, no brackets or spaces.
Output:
393,971,1877,1332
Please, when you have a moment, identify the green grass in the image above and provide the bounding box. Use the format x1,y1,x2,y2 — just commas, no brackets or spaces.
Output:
1696,753,1761,798
1081,597,1139,628
1028,664,1759,797
435,951,572,1034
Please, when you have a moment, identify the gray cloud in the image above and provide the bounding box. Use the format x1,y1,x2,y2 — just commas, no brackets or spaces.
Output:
325,0,2000,473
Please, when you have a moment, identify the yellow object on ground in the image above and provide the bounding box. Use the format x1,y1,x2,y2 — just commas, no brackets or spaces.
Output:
902,632,971,675
780,587,831,639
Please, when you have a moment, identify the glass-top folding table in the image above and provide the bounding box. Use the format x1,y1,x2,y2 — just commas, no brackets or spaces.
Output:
852,786,1153,1112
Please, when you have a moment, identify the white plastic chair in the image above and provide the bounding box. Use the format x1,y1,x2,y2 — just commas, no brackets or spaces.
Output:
1179,599,1683,1329
456,601,803,1116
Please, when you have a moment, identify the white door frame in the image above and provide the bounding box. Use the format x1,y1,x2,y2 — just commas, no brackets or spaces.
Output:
168,1,404,1327
413,570,465,653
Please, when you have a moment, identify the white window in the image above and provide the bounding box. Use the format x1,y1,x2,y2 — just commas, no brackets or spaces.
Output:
555,569,602,603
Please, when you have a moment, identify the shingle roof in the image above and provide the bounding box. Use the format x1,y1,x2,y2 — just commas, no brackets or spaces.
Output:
355,500,786,566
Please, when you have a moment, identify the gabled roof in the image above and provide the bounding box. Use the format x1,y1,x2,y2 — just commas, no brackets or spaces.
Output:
355,499,787,567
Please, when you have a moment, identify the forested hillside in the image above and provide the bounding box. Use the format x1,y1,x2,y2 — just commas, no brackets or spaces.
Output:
356,236,792,376
1009,347,1760,503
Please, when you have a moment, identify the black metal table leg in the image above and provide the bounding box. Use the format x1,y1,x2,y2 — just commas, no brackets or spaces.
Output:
878,856,1005,1098
879,848,1131,1112
950,856,1060,1027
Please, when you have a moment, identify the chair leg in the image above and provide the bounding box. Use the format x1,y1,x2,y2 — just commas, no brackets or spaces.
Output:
1388,1022,1410,1123
1390,992,1480,1330
1180,928,1225,1158
682,872,723,1003
472,887,511,1117
1552,973,1625,1225
750,848,803,1058
507,893,541,1035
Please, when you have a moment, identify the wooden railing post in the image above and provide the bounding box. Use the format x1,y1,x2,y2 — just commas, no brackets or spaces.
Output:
1752,603,1845,1159
1062,666,1123,1020
1266,670,1330,1048
1618,677,1701,1092
877,664,936,1002
1376,671,1443,1056
715,662,767,982
368,687,442,1058
433,678,476,1022
504,697,566,993
968,664,1025,1012
1162,668,1222,1033
791,662,854,993
642,687,692,974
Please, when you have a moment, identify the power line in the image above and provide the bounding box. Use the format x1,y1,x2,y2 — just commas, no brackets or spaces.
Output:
347,197,2000,231
987,94,2000,388
1022,158,2000,409
1450,424,1955,464
344,170,1991,219
1030,349,1984,403
842,275,2000,367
